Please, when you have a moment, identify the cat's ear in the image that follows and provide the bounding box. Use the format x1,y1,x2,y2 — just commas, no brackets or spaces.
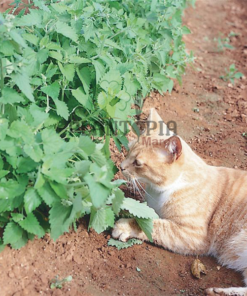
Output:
159,136,182,162
146,108,174,137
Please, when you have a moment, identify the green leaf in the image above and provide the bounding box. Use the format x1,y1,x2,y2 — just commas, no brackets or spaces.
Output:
0,179,22,199
89,206,114,233
49,196,82,240
23,144,43,162
22,33,39,46
16,157,38,173
84,173,110,208
0,118,8,141
49,182,68,199
12,72,34,102
79,136,96,155
58,62,75,82
111,188,125,215
90,149,107,167
72,87,93,110
100,70,122,93
121,198,159,219
18,9,42,26
41,128,64,155
11,213,24,223
76,67,91,94
8,120,34,143
54,100,69,120
37,182,60,206
18,213,45,238
0,87,24,104
3,222,24,245
55,21,78,42
92,60,105,83
135,218,153,242
69,56,91,64
24,188,42,214
41,81,60,100
108,238,142,250
11,232,28,250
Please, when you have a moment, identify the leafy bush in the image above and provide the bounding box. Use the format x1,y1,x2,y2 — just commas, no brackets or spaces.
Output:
0,0,192,249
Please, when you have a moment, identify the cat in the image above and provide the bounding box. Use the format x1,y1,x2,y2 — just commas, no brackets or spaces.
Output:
112,108,247,296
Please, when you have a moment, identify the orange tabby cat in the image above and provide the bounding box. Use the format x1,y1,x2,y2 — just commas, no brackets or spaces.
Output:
112,108,247,296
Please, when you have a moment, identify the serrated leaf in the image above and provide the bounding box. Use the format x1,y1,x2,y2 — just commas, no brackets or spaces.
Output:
37,182,60,206
3,222,24,245
76,67,91,94
89,206,114,233
92,60,105,83
18,213,45,238
41,128,64,155
121,198,159,219
111,188,125,215
11,213,24,223
22,33,39,46
12,72,34,102
100,70,122,93
11,232,28,250
54,100,69,120
79,136,96,156
49,196,82,240
49,51,63,61
69,56,91,64
16,157,38,173
0,179,22,199
90,149,107,167
72,87,93,110
84,173,109,208
8,120,34,143
18,9,42,26
0,87,24,104
58,62,75,82
0,118,8,141
24,144,43,162
55,21,78,42
135,218,153,242
108,238,142,250
34,171,45,189
49,182,68,199
24,188,42,214
41,81,60,100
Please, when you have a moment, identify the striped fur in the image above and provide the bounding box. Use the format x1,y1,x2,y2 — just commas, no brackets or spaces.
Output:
112,109,247,296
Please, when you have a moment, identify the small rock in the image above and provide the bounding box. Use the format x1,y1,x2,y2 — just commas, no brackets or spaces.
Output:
191,259,207,279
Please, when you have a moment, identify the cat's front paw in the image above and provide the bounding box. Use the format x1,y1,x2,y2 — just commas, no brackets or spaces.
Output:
112,218,142,242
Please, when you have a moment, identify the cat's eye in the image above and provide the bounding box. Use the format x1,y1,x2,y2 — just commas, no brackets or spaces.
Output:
133,159,142,167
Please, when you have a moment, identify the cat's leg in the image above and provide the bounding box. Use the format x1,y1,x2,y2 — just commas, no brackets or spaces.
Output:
205,270,247,296
205,287,247,296
112,218,207,254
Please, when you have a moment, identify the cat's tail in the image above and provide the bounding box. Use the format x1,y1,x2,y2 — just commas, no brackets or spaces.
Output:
205,269,247,296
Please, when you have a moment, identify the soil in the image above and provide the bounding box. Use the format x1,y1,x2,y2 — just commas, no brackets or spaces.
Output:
1,0,247,295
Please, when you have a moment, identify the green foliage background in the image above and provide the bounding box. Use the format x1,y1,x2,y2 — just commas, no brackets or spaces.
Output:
0,0,192,249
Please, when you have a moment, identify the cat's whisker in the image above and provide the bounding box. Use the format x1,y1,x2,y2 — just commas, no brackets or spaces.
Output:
135,179,154,200
132,178,144,199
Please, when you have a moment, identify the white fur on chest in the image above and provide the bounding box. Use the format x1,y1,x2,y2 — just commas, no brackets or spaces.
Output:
145,174,187,218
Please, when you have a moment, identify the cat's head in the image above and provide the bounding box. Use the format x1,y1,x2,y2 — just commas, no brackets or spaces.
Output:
120,109,184,188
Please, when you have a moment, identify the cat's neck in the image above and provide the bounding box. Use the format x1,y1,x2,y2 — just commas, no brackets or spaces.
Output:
145,174,189,217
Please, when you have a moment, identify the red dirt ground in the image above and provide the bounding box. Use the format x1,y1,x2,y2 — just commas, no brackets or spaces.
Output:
1,0,247,295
